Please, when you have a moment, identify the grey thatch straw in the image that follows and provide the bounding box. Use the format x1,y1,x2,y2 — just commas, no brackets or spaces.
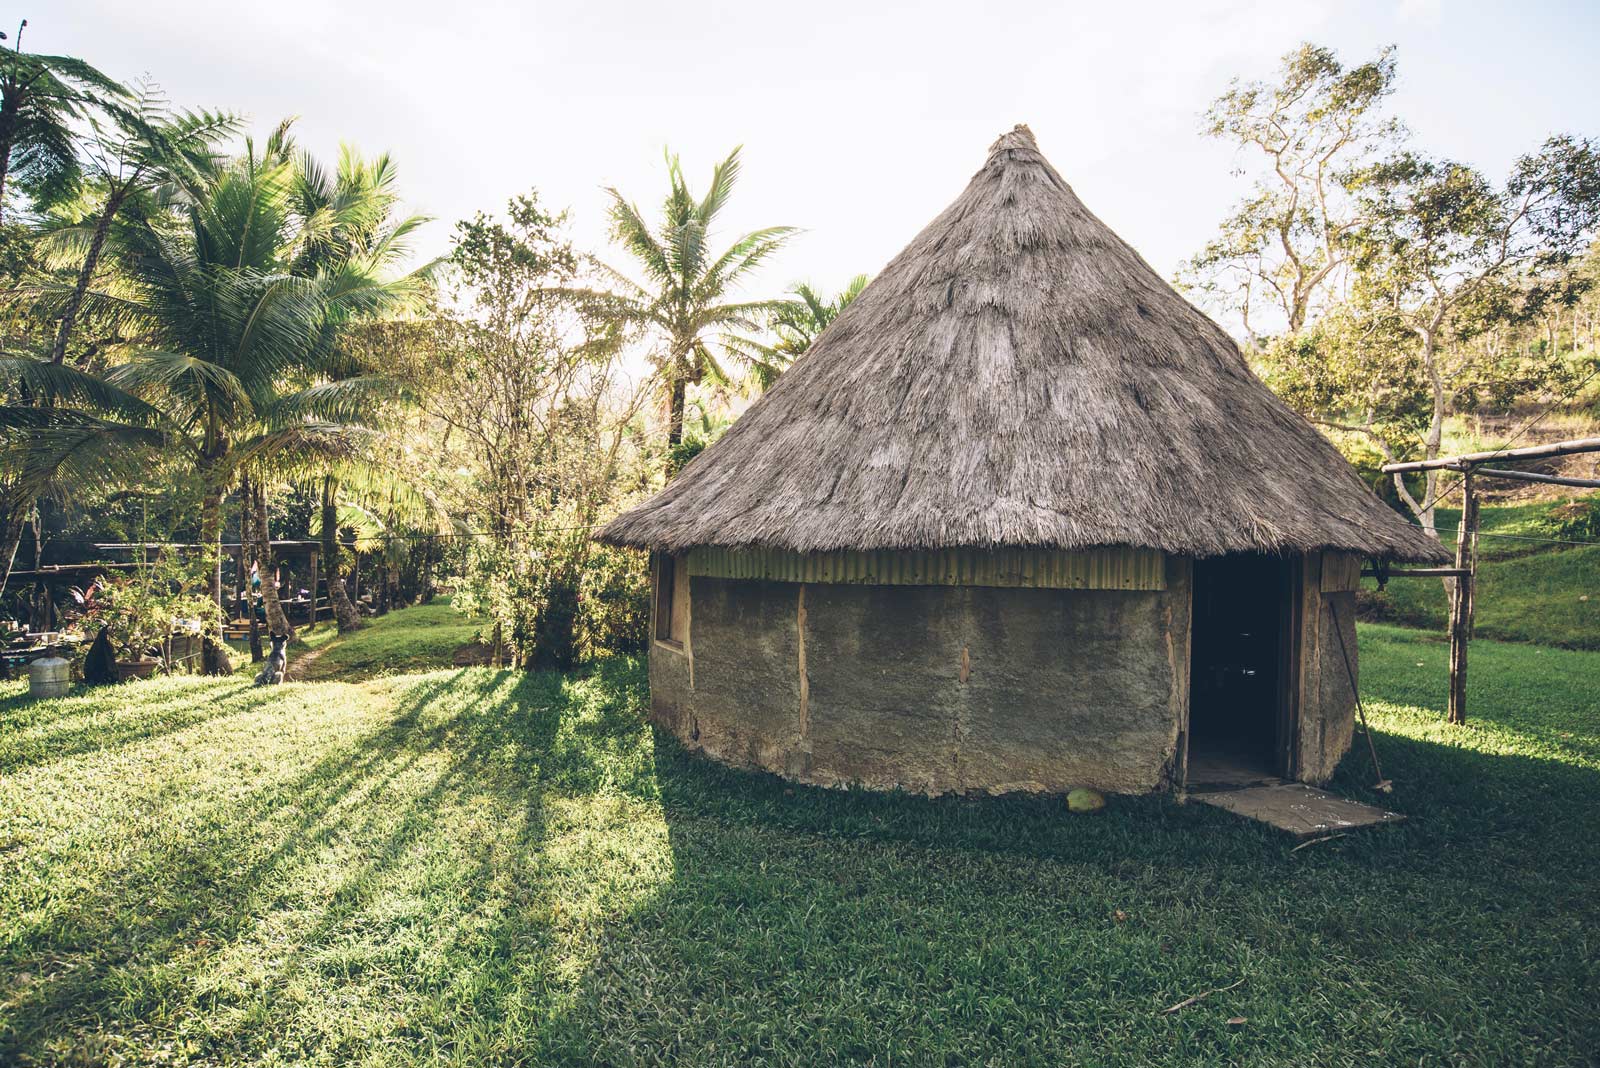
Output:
601,125,1446,564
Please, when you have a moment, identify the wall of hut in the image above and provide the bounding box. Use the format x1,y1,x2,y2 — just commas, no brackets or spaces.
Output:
647,550,1360,797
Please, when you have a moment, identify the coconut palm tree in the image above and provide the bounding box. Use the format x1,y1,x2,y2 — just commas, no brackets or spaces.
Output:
764,274,870,376
0,21,127,218
68,141,412,671
286,144,432,631
44,82,237,363
585,146,797,465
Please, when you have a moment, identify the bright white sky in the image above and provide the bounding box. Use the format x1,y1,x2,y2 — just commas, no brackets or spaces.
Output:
34,0,1600,313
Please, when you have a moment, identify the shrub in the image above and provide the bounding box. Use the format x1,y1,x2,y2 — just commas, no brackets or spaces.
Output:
84,554,220,664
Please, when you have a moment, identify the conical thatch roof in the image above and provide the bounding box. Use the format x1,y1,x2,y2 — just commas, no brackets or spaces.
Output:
601,125,1446,563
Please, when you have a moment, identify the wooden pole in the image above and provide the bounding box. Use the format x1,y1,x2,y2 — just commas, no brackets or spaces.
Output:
1447,472,1480,726
1382,436,1600,473
1471,468,1600,489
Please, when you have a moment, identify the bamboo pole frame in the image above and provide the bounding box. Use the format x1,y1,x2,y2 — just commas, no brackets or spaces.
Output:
1381,435,1600,726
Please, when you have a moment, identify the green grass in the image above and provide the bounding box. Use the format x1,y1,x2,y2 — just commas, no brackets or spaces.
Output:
1429,498,1581,561
2,605,1597,1065
289,600,483,681
1362,542,1600,649
1360,497,1600,649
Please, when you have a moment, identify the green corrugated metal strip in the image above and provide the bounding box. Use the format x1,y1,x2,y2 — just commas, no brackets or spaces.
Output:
685,546,1166,590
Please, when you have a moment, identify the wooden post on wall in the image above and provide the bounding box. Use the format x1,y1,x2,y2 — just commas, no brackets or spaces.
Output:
1447,472,1480,725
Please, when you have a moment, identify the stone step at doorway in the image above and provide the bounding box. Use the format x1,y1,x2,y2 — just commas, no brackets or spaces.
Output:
1189,780,1405,840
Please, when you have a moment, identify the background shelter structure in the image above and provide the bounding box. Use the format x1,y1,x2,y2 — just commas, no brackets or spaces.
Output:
601,126,1448,797
1380,436,1600,725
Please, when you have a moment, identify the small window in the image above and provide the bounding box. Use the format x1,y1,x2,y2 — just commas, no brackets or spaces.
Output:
655,553,688,646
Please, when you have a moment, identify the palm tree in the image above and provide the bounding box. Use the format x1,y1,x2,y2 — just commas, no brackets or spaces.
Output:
765,274,870,374
0,20,127,219
70,141,411,671
0,352,166,594
586,146,797,465
287,144,432,631
44,82,237,363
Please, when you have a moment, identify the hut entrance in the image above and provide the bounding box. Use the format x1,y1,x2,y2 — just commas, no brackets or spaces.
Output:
1187,554,1295,786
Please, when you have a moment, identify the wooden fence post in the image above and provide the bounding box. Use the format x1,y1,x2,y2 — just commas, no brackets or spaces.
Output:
1447,472,1480,725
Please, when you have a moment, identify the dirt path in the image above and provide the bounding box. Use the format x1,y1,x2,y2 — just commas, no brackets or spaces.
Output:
283,640,332,682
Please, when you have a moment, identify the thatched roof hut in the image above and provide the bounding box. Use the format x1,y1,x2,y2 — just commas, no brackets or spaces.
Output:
602,125,1442,563
605,126,1447,799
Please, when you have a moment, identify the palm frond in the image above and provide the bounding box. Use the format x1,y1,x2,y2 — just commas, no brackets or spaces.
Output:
261,376,407,426
695,146,743,225
605,190,674,286
0,357,164,423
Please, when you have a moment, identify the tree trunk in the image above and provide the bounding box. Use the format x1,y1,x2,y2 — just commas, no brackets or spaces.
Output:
321,476,362,632
0,91,20,226
240,474,263,662
51,186,126,364
0,506,24,615
665,376,687,473
1446,475,1480,726
252,480,294,640
26,509,44,631
198,484,233,675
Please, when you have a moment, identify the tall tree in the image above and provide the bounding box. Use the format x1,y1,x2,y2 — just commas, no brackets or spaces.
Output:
1262,138,1600,535
584,146,796,463
46,83,237,364
1178,43,1403,342
399,191,648,668
286,143,432,631
0,20,127,219
65,140,412,670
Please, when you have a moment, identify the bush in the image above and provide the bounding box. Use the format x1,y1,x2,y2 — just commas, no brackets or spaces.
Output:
1540,497,1600,542
83,554,220,664
453,532,648,670
578,545,649,658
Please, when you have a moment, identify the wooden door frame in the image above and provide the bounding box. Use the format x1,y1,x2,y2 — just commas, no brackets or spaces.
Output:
1181,552,1304,788
1275,554,1306,781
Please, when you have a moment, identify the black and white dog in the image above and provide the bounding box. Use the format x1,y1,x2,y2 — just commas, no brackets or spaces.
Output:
254,633,288,686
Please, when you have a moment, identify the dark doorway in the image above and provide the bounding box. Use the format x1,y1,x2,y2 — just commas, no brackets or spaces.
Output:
1187,554,1293,787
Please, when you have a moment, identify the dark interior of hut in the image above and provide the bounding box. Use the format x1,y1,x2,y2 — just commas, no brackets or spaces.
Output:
1187,554,1291,786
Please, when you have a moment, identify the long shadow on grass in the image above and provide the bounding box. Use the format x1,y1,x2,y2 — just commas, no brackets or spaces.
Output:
9,656,1599,1064
0,664,645,1059
0,683,265,774
531,715,1600,1065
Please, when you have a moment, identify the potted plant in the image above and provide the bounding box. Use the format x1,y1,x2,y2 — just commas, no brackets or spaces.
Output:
83,555,219,679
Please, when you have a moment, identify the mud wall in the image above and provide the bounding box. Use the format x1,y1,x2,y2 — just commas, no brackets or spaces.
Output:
648,556,1192,796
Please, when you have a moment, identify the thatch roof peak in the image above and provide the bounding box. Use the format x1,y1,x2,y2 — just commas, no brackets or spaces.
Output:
600,127,1447,564
991,124,1038,153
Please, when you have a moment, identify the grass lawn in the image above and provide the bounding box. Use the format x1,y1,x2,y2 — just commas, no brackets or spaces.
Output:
2,605,1597,1065
287,600,483,682
1358,498,1600,649
1429,498,1586,561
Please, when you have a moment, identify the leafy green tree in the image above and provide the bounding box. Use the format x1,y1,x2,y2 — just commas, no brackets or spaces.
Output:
1178,43,1402,341
0,20,127,219
401,192,648,668
584,146,797,463
1262,138,1600,534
